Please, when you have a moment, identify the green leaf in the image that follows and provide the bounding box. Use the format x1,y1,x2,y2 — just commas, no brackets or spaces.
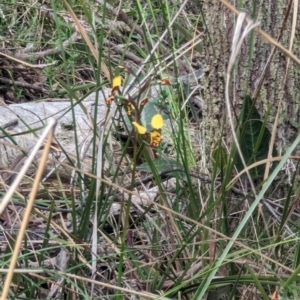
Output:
235,95,277,179
140,101,160,131
137,158,181,173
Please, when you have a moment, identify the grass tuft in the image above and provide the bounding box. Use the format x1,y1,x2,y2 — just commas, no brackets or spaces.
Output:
0,0,300,299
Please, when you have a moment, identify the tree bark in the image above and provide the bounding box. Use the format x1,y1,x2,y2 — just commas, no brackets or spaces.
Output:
198,0,300,168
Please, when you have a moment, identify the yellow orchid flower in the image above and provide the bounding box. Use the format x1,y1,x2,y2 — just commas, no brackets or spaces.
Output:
132,122,147,134
151,114,164,129
132,114,164,147
148,130,162,147
112,75,121,89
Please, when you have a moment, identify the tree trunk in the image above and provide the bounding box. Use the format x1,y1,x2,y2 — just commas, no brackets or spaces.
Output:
198,0,300,168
